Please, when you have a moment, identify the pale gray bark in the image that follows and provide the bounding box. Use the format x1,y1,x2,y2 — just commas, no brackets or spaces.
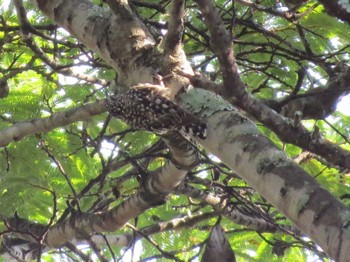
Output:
1,0,349,261
185,89,350,261
0,100,106,147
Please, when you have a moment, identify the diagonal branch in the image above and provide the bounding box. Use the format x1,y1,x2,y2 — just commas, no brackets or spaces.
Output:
0,100,106,147
159,0,195,99
192,1,350,170
163,0,185,55
3,117,201,251
185,75,350,169
91,212,217,247
5,139,197,249
186,88,350,261
194,0,245,99
317,0,350,25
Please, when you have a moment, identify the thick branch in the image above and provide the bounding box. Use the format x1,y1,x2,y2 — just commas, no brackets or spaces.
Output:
187,89,350,261
317,0,350,24
40,159,189,247
188,75,350,169
33,0,157,87
4,128,200,249
273,67,350,119
189,1,350,170
160,0,195,99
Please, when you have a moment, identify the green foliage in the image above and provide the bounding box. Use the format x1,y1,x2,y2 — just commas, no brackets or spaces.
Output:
0,0,349,261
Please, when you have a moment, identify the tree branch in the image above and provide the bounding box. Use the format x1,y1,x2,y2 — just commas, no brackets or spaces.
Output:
0,100,106,147
194,92,350,261
163,0,185,55
91,212,217,247
33,0,156,87
317,0,350,24
194,0,245,99
190,1,350,170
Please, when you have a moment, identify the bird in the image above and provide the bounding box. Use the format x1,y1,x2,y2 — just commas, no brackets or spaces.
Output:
106,84,207,139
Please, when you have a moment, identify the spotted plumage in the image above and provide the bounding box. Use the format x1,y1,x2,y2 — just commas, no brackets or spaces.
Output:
106,84,207,139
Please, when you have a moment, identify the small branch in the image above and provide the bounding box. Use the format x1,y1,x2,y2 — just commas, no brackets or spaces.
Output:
296,24,313,55
176,183,285,233
163,0,185,55
38,140,79,201
126,224,182,261
194,0,245,98
14,0,108,86
0,100,107,147
324,119,350,145
92,212,216,247
64,242,91,261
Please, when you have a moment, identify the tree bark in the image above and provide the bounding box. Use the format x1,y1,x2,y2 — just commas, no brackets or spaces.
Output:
11,0,349,261
181,89,350,261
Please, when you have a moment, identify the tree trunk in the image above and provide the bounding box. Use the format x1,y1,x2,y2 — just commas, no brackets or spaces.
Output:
2,0,346,261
